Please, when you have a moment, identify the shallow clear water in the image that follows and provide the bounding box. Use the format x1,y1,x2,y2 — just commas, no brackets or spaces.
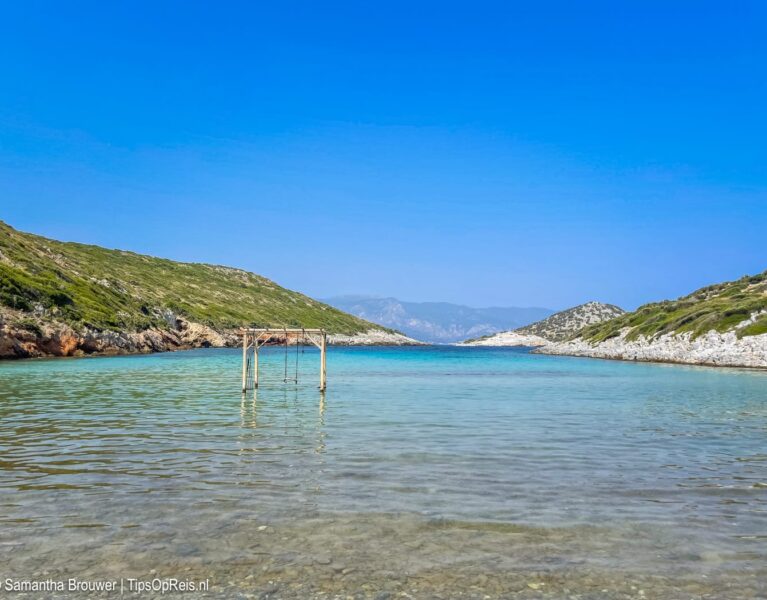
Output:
1,346,765,597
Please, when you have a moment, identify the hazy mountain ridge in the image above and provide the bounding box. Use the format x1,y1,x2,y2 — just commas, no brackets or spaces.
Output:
323,296,553,343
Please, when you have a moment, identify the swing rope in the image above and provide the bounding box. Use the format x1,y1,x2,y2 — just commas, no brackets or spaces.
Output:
282,328,300,384
294,329,300,383
283,329,289,383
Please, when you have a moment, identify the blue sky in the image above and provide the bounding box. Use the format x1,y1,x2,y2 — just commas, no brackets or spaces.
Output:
1,1,765,310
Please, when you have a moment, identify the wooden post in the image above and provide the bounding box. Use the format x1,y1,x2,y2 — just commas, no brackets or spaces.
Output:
253,343,259,389
241,330,248,393
320,332,327,391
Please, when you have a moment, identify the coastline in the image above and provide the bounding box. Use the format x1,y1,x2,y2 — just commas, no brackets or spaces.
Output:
0,313,420,360
458,331,548,347
536,328,767,369
458,322,767,369
4,310,767,370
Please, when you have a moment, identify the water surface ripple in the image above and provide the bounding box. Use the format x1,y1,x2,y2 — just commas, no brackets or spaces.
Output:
1,346,765,597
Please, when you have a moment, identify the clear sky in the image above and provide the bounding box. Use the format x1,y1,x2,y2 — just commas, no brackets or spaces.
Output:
1,1,765,310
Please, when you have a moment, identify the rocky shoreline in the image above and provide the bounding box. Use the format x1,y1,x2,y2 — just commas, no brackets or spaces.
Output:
458,301,767,369
328,330,420,346
5,307,766,369
537,328,767,369
0,309,419,360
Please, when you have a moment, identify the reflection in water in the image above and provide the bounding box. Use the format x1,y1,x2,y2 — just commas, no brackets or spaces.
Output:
239,391,257,429
0,346,765,598
316,391,326,456
238,388,327,457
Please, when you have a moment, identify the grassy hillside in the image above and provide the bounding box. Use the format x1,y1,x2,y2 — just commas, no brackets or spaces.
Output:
580,271,767,343
0,221,379,334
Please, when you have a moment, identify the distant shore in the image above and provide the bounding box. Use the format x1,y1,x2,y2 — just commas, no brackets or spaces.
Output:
459,329,767,369
0,313,420,360
536,328,767,369
5,314,766,369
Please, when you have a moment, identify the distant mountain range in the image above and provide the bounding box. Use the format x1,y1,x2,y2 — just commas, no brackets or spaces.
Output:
321,296,554,343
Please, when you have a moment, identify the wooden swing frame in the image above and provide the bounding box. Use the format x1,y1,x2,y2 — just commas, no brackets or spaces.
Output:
240,328,327,392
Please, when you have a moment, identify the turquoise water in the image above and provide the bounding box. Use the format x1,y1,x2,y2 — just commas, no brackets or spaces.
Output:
1,346,766,597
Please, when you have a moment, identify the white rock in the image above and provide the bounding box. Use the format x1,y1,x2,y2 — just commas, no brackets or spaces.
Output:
329,329,422,346
538,327,767,368
458,331,548,347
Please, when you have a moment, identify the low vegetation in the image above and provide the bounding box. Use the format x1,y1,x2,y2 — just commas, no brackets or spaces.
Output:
462,302,624,344
0,221,380,334
579,271,767,343
517,302,624,342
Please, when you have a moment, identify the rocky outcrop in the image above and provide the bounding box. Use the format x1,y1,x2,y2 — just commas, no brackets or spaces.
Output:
537,328,767,368
515,301,625,341
460,331,548,347
0,309,418,359
463,301,624,346
0,310,237,359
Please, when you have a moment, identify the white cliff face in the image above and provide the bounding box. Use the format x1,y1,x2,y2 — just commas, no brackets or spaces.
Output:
538,328,767,368
459,331,548,347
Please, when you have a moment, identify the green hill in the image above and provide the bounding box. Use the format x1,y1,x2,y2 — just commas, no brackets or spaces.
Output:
516,301,625,342
0,220,378,335
580,271,767,343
